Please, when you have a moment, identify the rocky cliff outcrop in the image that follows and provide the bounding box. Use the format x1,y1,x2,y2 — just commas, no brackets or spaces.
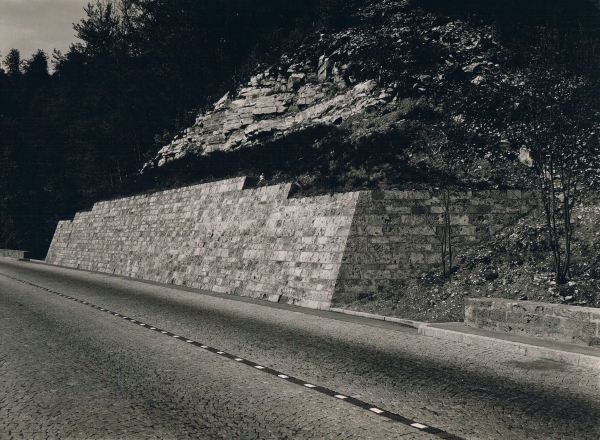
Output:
144,58,391,170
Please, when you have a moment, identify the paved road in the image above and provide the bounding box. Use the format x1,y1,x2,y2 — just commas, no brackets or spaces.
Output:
0,259,599,439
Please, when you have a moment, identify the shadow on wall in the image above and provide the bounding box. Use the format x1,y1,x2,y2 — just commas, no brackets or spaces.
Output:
331,189,538,306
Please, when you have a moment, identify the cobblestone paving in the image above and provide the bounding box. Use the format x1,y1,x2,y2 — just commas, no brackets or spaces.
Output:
0,273,435,439
1,259,600,439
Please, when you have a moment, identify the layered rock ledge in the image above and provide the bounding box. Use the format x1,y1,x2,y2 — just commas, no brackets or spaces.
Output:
145,57,391,170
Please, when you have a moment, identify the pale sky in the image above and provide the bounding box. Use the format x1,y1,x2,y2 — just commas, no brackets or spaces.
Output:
0,0,90,67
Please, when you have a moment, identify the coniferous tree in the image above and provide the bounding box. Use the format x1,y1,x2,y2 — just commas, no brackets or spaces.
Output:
3,49,22,78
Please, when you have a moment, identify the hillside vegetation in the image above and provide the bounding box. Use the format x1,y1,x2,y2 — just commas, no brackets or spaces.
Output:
1,0,600,320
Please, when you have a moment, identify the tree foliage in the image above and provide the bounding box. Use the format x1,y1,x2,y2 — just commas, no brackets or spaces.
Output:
3,49,22,77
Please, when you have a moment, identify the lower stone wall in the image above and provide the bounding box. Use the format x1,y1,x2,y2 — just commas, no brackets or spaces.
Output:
46,177,537,309
0,249,29,259
464,298,600,347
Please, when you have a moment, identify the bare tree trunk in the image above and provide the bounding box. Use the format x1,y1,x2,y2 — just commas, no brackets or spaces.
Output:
441,188,452,279
537,149,577,285
425,190,452,280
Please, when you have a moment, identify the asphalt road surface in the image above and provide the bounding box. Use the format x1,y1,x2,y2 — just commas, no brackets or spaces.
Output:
0,258,599,439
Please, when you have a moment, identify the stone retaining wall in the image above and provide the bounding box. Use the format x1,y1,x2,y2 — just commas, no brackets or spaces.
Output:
465,298,600,347
0,249,29,259
46,177,537,309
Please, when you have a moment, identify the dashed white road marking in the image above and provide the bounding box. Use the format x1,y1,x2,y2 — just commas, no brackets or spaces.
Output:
0,271,459,440
411,423,428,429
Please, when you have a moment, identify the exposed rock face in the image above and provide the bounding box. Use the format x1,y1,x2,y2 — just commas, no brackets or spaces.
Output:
518,147,534,167
144,60,390,170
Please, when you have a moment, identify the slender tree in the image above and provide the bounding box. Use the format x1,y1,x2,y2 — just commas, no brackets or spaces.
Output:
23,50,50,79
528,89,599,283
523,30,600,284
3,49,22,77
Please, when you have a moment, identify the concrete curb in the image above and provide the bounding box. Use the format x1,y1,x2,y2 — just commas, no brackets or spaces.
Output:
418,323,600,369
0,256,29,262
328,308,422,328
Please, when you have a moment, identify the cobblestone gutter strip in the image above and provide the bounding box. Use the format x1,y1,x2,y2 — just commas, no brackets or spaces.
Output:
0,271,462,440
328,307,422,328
418,323,600,369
